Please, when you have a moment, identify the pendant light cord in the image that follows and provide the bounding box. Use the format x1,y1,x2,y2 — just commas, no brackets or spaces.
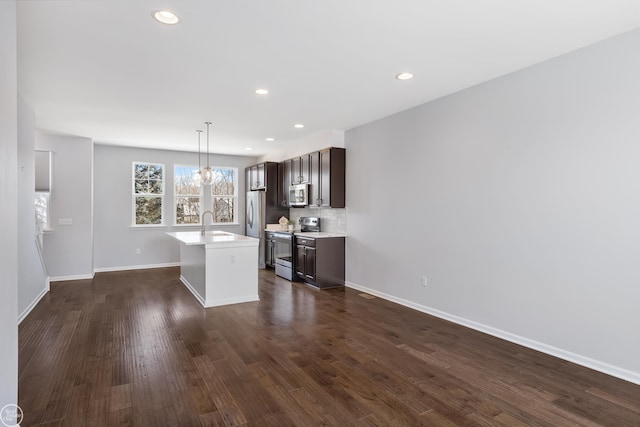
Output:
205,121,212,168
196,130,202,170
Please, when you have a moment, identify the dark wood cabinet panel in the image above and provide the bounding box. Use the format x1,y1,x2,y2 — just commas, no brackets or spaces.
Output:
295,244,306,278
307,147,345,208
281,159,292,207
309,151,321,206
295,236,344,289
255,163,265,189
300,153,311,184
265,232,276,268
305,247,316,281
280,147,345,208
290,154,311,185
291,157,301,184
246,161,279,192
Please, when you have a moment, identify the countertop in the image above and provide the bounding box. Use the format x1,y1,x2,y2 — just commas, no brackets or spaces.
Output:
264,229,346,238
265,228,302,233
166,231,259,246
293,232,346,239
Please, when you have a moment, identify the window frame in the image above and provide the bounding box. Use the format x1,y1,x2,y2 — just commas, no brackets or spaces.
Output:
209,166,239,225
35,191,51,231
131,161,165,227
174,164,202,226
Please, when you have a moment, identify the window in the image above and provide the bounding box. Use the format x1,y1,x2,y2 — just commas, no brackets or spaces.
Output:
35,150,51,231
175,165,200,224
35,192,50,230
133,162,164,225
211,167,238,223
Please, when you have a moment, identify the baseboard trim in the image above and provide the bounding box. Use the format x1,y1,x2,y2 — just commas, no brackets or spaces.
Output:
94,262,180,273
50,272,95,282
345,281,640,385
179,275,259,308
18,285,49,325
205,295,260,308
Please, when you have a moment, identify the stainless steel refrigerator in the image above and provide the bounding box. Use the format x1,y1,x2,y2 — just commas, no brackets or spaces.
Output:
246,191,288,269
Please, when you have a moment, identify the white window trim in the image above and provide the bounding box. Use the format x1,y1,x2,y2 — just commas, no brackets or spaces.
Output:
35,191,51,231
209,166,239,225
131,161,165,227
174,164,202,226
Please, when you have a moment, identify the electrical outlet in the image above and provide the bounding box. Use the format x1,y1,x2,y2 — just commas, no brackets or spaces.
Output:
230,255,236,264
421,276,428,287
136,248,141,255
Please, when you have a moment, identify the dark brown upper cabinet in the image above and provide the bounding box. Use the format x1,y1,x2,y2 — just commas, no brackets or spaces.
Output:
309,148,345,208
246,161,278,192
290,153,312,184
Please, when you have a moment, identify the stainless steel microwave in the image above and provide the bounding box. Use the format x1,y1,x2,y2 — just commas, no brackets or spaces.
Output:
289,184,308,206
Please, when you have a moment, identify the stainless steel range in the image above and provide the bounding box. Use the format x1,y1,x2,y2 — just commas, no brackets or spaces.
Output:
274,217,320,280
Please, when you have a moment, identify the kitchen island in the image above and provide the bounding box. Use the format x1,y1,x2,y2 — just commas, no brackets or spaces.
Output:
166,231,259,308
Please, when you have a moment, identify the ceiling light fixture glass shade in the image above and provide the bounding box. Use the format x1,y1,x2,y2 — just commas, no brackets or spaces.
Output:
153,10,180,25
396,72,414,80
200,122,213,186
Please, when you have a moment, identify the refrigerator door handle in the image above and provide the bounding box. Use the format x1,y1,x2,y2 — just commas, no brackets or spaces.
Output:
247,198,254,229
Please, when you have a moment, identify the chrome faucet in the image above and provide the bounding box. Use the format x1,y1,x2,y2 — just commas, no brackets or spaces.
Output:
201,210,214,235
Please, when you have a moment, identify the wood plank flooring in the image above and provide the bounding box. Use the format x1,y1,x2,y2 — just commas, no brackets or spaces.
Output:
18,267,640,426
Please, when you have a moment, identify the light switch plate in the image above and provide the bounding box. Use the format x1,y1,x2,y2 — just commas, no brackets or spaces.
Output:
58,218,73,225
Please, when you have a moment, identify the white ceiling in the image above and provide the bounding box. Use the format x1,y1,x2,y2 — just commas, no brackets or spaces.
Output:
17,0,640,156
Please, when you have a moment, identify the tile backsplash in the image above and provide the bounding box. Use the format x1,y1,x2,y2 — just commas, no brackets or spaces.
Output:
289,208,347,234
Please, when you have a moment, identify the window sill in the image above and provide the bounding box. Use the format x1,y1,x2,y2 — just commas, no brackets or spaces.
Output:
129,225,169,230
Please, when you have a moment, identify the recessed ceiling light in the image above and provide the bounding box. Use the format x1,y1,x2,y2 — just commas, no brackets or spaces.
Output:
153,10,180,25
255,89,269,95
396,72,414,80
245,147,253,151
265,137,275,142
294,124,304,129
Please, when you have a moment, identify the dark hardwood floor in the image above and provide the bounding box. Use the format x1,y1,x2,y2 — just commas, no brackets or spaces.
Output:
18,268,639,426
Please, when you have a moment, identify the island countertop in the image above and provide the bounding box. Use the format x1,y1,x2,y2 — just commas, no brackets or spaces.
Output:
166,230,258,247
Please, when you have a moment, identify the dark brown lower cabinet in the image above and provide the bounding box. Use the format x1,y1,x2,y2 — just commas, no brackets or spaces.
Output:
295,236,345,289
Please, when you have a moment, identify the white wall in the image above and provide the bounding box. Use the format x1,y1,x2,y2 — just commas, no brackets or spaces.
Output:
36,132,94,280
0,0,19,411
17,96,48,320
346,28,640,383
93,144,257,271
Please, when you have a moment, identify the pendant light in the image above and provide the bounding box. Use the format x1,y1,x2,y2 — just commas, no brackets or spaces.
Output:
193,129,203,184
201,121,213,186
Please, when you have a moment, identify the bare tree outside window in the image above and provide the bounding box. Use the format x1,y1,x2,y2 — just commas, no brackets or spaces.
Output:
211,167,237,223
175,165,200,224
